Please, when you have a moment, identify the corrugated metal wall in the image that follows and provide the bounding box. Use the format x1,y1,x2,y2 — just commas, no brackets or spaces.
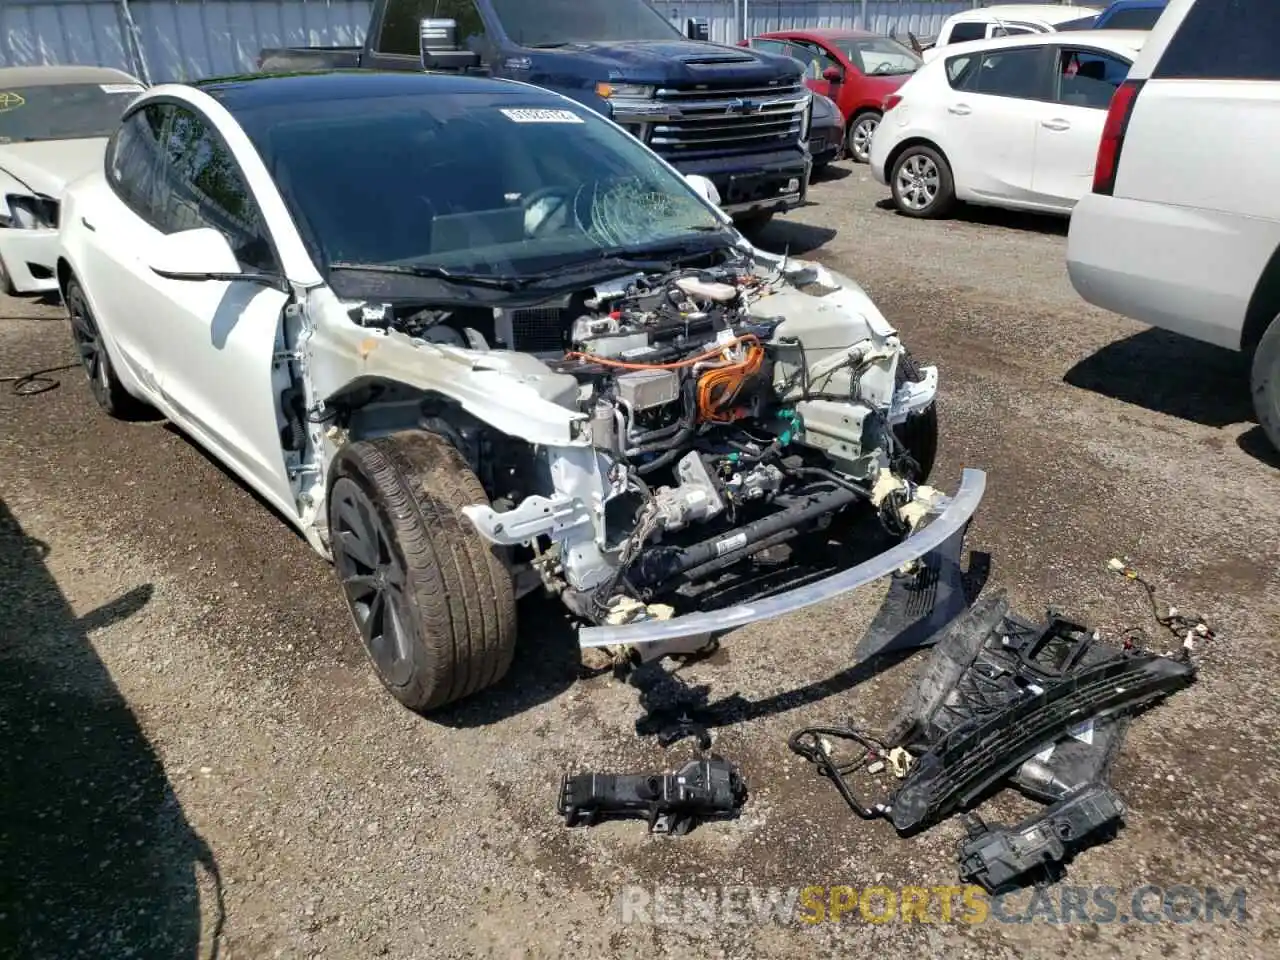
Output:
0,0,1068,82
0,0,373,80
672,1,977,44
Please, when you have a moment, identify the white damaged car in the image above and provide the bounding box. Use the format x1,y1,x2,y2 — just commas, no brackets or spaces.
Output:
54,70,984,712
0,65,145,295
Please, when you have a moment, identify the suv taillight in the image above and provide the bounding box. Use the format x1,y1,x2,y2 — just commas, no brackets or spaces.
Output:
883,93,903,113
1093,79,1144,196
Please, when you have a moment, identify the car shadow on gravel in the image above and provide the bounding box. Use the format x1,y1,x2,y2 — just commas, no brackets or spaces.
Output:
811,163,853,183
628,547,993,740
1237,425,1280,469
1064,328,1255,430
432,593,583,728
749,219,838,256
873,197,1069,235
0,499,225,959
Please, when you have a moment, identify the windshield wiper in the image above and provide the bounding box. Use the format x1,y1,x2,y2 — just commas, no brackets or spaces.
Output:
513,254,675,289
599,226,737,261
328,261,520,290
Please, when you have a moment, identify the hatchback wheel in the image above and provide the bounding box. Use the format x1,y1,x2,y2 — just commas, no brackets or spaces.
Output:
1251,315,1280,452
64,277,150,419
847,111,881,164
890,145,956,219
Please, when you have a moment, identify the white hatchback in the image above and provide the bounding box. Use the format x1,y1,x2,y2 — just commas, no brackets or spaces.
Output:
869,30,1145,220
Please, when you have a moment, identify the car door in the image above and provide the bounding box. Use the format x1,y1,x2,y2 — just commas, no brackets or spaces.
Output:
942,44,1054,204
1031,45,1133,209
144,103,297,513
74,102,174,399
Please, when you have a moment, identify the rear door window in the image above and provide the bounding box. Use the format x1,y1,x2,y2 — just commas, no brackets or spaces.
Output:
748,39,789,56
949,22,989,43
1055,47,1132,109
1153,0,1280,80
990,24,1038,38
961,47,1053,100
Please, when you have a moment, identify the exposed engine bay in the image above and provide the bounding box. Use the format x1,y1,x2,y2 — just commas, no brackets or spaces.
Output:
320,251,942,630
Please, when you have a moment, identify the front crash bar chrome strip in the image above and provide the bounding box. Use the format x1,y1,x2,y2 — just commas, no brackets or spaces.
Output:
578,467,987,649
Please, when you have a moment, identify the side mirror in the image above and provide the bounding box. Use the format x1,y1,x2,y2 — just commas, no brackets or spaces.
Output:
684,174,733,224
685,18,710,42
822,66,844,84
149,227,240,280
419,18,480,71
149,227,285,289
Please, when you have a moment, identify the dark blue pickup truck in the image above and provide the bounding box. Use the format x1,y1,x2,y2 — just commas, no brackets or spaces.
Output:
258,0,813,228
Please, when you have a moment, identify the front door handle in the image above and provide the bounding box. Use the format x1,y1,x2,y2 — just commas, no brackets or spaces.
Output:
1041,118,1071,131
947,103,972,115
80,217,96,231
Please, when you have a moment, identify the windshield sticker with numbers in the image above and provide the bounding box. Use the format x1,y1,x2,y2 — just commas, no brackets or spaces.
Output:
498,108,584,124
100,83,145,94
0,92,25,113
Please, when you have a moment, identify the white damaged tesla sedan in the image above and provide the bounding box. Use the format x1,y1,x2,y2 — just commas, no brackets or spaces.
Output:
0,65,145,295
54,70,983,712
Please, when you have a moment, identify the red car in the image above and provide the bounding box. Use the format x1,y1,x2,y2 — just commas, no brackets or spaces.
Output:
740,30,923,164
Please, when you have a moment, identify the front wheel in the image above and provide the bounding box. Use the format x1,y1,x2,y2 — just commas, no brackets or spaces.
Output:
847,111,882,164
889,145,956,220
1251,315,1280,452
328,430,517,713
64,276,151,419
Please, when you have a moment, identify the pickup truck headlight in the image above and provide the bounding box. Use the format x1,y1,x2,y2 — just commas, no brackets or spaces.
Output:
595,82,655,100
799,93,813,142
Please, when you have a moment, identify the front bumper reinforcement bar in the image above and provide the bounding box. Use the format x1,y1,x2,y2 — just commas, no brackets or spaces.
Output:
578,467,987,650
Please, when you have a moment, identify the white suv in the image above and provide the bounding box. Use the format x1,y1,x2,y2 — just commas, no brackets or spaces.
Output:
924,5,1103,60
1065,0,1280,450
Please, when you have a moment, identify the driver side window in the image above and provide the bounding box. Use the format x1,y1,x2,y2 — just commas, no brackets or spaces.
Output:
378,0,487,56
106,104,169,229
155,106,276,273
786,41,839,80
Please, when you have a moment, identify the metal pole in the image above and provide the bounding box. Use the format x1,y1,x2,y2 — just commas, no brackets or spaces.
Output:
117,0,153,83
859,0,868,30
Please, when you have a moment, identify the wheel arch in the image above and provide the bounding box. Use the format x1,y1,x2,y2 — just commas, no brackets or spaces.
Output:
320,381,540,505
883,136,951,183
55,256,75,299
1241,244,1280,359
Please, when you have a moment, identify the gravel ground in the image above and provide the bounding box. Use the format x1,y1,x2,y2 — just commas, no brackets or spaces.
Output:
2,165,1278,960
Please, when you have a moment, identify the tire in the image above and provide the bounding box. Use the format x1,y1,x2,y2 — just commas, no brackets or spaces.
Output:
893,351,939,483
1251,315,1280,452
846,111,882,165
0,254,14,296
328,430,517,713
64,276,151,419
889,144,956,220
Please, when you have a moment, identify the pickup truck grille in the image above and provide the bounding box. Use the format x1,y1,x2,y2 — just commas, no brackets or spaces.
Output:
646,81,809,158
